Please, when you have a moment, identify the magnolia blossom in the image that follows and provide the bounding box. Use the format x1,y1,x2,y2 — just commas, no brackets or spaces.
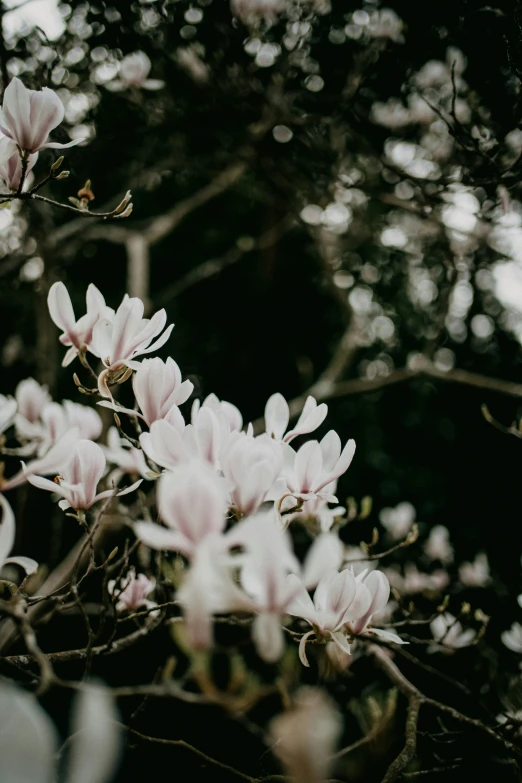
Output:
15,378,50,425
134,461,228,558
502,622,522,654
0,494,38,576
16,399,102,457
430,613,476,650
192,393,243,433
221,432,282,516
277,431,356,504
108,51,164,91
231,513,301,662
0,679,121,783
459,552,490,587
140,406,229,471
269,687,342,783
265,393,327,443
2,427,81,491
25,439,141,511
288,568,404,666
379,501,415,540
0,77,83,164
108,569,157,614
424,524,454,564
0,144,38,191
100,357,192,426
48,282,111,367
90,296,173,397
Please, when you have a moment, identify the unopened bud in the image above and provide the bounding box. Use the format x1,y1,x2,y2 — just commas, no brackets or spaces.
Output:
360,496,373,519
460,601,471,616
56,170,70,180
107,546,119,563
73,373,82,387
114,204,133,219
113,190,132,215
51,156,64,171
113,413,121,427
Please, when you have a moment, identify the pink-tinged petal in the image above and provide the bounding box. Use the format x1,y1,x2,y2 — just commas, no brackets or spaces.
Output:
134,521,192,555
252,612,285,662
0,494,15,564
285,398,327,443
74,440,106,504
48,281,76,334
3,428,80,491
157,464,227,542
265,393,289,440
135,323,174,357
42,138,84,149
62,346,78,367
110,297,144,361
319,431,341,473
140,419,190,470
329,630,352,656
25,472,70,500
298,630,315,667
366,627,407,644
195,407,222,465
3,555,38,575
343,581,372,632
294,441,322,494
303,533,344,590
334,438,356,477
90,319,113,363
28,88,64,151
364,570,391,616
286,574,317,625
171,379,193,407
86,283,106,316
1,78,31,149
0,136,17,166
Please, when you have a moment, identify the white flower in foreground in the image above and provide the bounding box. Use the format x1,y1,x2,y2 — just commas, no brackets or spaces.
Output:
502,622,522,654
0,679,121,783
430,612,476,650
99,356,192,426
424,524,454,565
0,494,38,576
269,687,342,783
90,296,173,397
192,393,243,433
459,552,490,587
0,143,38,191
48,282,111,367
0,77,83,164
279,430,356,503
221,432,282,516
265,393,327,443
108,568,157,614
108,51,164,91
134,461,228,558
230,512,301,661
379,501,415,540
25,439,141,511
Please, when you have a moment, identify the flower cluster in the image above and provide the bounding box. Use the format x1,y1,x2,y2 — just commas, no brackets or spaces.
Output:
0,280,406,666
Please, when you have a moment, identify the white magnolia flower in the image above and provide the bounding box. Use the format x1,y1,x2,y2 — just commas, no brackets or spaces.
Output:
48,282,112,367
459,552,490,587
221,431,282,517
0,77,84,164
264,393,327,443
15,378,50,425
90,296,173,397
0,394,17,436
108,568,157,614
0,142,38,191
99,356,192,426
231,0,287,26
424,525,454,565
25,439,141,511
379,501,415,540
